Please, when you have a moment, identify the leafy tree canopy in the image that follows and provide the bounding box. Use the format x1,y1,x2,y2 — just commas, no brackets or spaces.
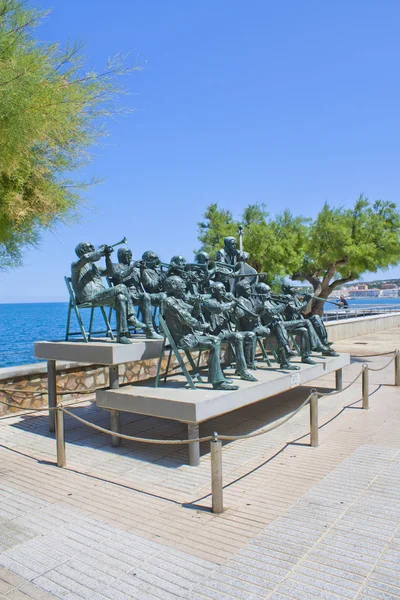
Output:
0,0,138,269
197,195,400,314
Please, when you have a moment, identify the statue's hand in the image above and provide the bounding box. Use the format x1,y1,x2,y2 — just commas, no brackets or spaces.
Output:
99,244,113,256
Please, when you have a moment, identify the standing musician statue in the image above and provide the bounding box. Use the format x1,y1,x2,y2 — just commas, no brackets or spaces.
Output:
216,236,240,266
162,276,239,391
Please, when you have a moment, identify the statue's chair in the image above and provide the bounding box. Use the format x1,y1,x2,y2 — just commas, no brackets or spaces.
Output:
155,314,204,390
64,277,115,342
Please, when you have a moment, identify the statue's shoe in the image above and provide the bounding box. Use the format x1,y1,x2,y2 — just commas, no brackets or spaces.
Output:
236,371,258,382
213,382,240,391
302,356,316,365
314,345,330,352
246,363,257,370
285,348,297,357
128,316,145,329
280,363,300,370
146,329,163,339
117,336,132,344
322,350,339,357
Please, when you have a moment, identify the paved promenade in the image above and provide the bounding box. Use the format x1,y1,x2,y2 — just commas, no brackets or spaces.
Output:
0,327,399,599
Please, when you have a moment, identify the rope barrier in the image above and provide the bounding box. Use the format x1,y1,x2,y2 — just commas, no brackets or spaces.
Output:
61,408,213,444
1,348,398,444
350,350,398,358
366,354,398,372
218,391,315,441
315,368,365,397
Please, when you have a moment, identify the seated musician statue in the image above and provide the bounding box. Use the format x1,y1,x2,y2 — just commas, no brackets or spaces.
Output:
140,250,167,306
202,282,257,381
235,280,299,370
167,255,187,277
254,283,315,365
193,251,216,293
167,255,202,295
107,247,161,339
71,242,136,344
162,276,239,391
233,279,274,357
281,283,338,357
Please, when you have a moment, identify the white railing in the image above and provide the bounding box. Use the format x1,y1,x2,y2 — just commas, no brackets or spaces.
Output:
323,304,400,321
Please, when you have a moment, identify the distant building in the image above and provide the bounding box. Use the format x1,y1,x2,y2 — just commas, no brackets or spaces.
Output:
382,283,398,290
348,288,380,298
380,288,399,297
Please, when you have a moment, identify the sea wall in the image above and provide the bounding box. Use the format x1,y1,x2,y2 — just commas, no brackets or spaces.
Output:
0,352,207,417
1,312,399,416
325,312,400,342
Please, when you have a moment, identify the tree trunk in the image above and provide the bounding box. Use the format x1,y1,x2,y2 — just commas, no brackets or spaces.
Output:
292,266,355,317
310,286,331,316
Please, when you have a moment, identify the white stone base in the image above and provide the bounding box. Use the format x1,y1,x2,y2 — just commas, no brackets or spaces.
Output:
34,337,163,365
96,353,350,424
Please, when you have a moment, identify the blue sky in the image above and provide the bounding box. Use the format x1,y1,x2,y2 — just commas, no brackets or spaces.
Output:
2,0,400,302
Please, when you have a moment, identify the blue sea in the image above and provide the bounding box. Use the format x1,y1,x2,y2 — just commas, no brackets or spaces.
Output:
1,297,400,368
0,302,116,368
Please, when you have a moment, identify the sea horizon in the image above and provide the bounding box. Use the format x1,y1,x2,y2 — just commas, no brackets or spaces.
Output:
1,297,400,369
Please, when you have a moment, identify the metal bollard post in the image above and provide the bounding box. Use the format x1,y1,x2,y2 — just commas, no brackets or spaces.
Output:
335,369,343,391
110,410,121,448
109,365,119,389
395,351,400,387
362,365,369,410
309,392,319,447
47,360,57,433
109,366,121,447
56,407,66,467
210,432,224,514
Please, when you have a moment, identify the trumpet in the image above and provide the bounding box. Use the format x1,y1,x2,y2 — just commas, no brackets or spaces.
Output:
132,259,145,268
110,237,128,248
159,261,171,270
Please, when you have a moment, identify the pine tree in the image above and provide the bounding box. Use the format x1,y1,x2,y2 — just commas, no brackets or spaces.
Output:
0,0,138,269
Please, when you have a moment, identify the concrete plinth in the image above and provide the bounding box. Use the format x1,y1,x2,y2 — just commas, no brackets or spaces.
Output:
34,338,163,365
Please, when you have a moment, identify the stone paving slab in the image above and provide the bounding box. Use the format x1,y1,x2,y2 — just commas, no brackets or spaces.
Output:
1,328,400,598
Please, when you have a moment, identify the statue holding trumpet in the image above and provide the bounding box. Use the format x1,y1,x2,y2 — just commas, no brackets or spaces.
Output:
71,240,137,344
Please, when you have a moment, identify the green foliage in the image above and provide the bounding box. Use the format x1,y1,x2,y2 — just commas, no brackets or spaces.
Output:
197,202,309,283
197,195,400,314
0,0,138,269
197,203,237,253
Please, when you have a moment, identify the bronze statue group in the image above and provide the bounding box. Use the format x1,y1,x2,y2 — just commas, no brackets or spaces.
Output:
71,235,337,391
